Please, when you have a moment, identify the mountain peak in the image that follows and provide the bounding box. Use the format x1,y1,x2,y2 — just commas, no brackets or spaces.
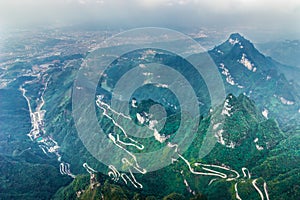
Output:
227,33,249,46
210,32,259,58
229,33,244,40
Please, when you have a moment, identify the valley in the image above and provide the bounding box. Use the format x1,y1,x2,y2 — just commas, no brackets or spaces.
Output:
0,29,299,200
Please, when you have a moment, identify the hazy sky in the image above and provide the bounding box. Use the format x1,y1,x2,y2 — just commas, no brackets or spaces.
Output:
0,0,299,40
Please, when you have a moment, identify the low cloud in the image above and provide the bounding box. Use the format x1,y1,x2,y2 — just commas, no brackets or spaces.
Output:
0,0,299,39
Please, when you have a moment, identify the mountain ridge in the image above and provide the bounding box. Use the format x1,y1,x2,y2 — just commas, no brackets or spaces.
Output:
208,33,300,130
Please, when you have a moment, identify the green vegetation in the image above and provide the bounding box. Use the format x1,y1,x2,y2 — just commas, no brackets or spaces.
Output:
1,33,299,199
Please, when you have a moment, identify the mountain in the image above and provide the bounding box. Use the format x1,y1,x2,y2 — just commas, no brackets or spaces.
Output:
53,93,298,200
197,94,284,168
184,94,296,200
1,31,299,200
208,33,300,131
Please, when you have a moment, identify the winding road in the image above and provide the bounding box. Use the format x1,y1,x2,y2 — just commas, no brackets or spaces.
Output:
96,96,270,199
20,69,75,178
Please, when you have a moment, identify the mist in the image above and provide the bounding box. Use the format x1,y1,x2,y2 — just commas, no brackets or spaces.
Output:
1,0,299,41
